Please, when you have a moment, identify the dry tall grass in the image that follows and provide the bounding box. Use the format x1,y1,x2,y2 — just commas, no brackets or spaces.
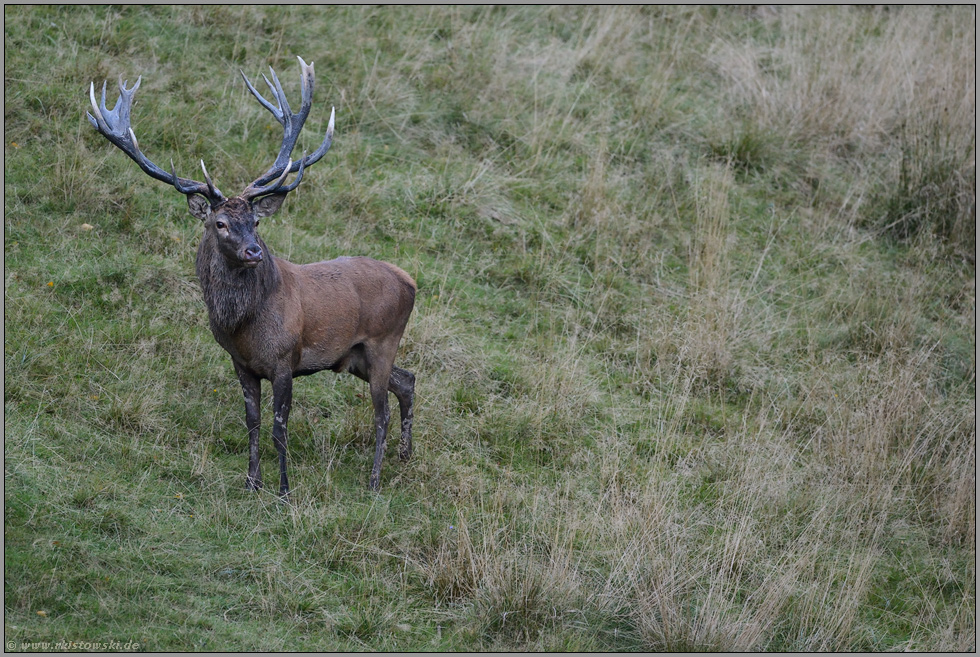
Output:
402,7,974,649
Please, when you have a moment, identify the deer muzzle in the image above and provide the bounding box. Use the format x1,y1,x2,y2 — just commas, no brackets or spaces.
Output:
241,243,264,267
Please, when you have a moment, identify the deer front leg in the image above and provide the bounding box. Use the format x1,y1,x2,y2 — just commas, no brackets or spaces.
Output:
235,363,263,491
271,371,294,498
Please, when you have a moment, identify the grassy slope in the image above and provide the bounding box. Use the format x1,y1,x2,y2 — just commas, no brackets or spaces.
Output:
4,5,975,651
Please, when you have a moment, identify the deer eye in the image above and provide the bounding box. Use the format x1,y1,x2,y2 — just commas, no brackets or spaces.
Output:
255,219,260,227
215,221,226,230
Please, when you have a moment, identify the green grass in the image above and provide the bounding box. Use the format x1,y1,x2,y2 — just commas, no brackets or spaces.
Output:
4,5,975,651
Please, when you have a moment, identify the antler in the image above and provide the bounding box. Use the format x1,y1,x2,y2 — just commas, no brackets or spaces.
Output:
240,56,334,200
87,77,224,203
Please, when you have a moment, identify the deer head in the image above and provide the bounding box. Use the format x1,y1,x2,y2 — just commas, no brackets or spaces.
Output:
87,56,335,268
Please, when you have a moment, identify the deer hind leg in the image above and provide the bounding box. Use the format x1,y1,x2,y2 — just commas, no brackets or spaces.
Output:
388,366,415,462
368,365,393,492
348,347,409,489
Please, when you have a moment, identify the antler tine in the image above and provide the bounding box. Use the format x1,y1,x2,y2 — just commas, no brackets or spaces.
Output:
87,82,104,129
275,152,307,194
241,69,281,120
241,157,298,199
86,75,224,203
87,80,114,133
299,106,334,169
242,56,334,197
267,65,292,120
128,127,140,155
201,160,219,199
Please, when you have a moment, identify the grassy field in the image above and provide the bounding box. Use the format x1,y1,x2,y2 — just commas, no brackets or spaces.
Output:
4,5,975,651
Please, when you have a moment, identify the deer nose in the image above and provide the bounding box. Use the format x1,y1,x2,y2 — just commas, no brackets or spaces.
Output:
243,244,263,262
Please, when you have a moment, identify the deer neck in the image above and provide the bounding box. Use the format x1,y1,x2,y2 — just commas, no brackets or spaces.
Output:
195,236,281,334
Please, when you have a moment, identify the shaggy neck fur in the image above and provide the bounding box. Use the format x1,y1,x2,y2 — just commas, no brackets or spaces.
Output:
195,233,281,333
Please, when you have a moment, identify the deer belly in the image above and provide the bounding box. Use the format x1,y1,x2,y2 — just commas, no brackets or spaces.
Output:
295,341,355,376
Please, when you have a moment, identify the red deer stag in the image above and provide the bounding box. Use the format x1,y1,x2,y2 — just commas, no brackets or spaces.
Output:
86,57,416,495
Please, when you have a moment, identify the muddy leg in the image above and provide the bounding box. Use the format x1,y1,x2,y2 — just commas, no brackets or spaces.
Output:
235,363,263,491
368,370,392,491
389,366,415,461
271,371,293,498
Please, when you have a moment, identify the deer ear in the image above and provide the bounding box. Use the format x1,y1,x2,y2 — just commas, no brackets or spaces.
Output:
187,194,211,221
253,193,287,218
